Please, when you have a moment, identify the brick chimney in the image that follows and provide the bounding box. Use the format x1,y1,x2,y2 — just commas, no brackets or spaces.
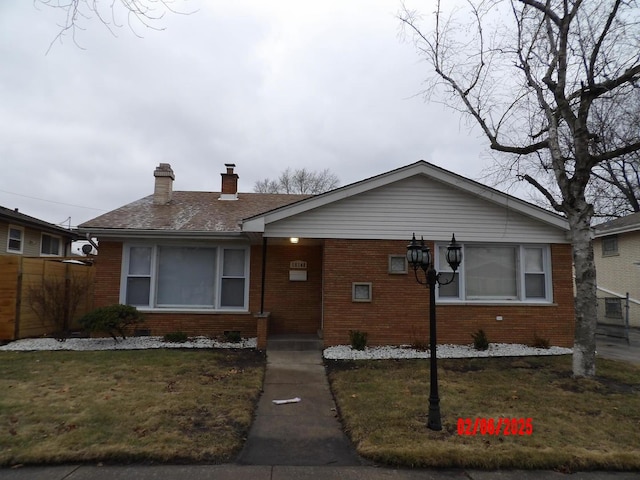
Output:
220,163,239,200
153,163,175,205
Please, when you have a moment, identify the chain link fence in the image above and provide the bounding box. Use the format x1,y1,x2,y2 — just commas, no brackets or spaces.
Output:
596,287,637,344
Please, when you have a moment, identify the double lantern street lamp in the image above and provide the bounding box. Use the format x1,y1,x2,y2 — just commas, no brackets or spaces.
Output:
406,233,462,431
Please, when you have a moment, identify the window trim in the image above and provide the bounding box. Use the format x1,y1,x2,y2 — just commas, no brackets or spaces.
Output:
601,235,619,257
352,282,372,302
435,243,553,304
120,242,250,312
604,297,623,319
388,255,408,274
40,233,62,256
220,248,249,308
7,225,24,254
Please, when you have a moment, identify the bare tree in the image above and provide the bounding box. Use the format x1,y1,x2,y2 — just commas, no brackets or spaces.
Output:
36,0,192,51
253,168,340,194
589,90,640,220
27,272,92,339
400,0,640,377
590,155,640,221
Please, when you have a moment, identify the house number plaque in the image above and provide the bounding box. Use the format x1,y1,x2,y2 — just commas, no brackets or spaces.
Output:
289,260,307,281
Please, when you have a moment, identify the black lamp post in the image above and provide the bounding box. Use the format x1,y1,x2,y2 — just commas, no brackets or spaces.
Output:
406,233,462,431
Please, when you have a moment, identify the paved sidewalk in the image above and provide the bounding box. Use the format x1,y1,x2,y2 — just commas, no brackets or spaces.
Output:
236,349,363,466
2,464,640,479
596,328,640,365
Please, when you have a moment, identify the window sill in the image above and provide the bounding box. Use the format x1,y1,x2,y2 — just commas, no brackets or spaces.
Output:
436,301,557,307
134,308,251,315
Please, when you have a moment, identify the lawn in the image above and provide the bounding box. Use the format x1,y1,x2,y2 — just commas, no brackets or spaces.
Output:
0,349,265,466
327,355,640,471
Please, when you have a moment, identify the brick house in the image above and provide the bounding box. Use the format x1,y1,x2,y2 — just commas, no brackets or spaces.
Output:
593,213,640,328
78,161,575,348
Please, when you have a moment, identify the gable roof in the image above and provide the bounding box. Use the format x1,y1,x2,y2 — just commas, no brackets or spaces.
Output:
78,192,309,238
593,212,640,237
242,160,569,235
0,205,76,239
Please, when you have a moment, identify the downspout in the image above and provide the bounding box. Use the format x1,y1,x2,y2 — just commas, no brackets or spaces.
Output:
260,237,267,314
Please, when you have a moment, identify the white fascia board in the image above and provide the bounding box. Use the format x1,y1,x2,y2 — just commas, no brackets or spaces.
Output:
593,225,640,238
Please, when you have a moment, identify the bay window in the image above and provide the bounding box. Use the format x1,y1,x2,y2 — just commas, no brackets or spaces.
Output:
122,243,249,310
436,243,552,302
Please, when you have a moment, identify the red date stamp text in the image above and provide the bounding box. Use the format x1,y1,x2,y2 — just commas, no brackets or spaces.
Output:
457,417,533,436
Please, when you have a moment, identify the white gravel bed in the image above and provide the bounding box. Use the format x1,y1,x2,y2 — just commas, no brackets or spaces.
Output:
0,337,572,359
0,336,257,351
323,343,573,360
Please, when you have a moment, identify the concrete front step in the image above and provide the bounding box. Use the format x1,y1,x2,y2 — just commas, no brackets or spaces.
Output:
267,334,322,351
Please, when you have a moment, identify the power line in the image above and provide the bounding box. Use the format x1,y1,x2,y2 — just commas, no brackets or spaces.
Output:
0,188,107,212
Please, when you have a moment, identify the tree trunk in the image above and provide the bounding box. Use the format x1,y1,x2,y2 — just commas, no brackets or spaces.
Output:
567,202,597,377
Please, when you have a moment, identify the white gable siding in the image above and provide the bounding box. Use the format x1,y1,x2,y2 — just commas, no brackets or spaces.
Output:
264,175,567,243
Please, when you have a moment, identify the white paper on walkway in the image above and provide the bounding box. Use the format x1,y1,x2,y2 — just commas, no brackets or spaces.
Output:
272,397,302,405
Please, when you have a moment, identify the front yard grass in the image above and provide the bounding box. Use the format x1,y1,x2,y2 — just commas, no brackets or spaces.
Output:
328,356,640,471
0,349,264,466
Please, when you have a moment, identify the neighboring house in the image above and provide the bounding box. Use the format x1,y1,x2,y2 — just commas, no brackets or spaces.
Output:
593,213,640,328
0,206,76,257
78,161,575,348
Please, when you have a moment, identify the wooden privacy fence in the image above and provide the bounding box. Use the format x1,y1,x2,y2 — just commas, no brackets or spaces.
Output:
0,256,95,341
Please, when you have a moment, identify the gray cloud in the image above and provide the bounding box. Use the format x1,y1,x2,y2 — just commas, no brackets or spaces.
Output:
0,1,492,228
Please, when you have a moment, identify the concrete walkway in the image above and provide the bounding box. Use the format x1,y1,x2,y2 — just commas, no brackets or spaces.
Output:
236,349,363,466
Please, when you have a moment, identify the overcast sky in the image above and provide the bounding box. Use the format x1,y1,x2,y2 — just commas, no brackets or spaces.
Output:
0,0,495,228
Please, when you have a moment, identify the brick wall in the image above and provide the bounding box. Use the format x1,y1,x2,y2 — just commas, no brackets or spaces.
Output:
94,241,123,307
322,239,575,348
94,238,574,346
92,240,322,338
254,243,322,334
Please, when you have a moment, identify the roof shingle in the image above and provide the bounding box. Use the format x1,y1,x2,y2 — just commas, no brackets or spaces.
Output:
78,192,310,232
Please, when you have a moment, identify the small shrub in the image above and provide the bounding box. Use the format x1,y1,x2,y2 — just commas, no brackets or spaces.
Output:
79,304,144,342
471,329,489,351
224,330,242,343
411,339,430,351
349,330,368,351
163,331,188,343
531,332,550,349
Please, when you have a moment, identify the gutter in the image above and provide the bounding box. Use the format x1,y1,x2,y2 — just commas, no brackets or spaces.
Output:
76,228,248,240
593,225,640,238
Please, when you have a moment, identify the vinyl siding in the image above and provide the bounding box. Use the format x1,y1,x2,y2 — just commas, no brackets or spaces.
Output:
594,231,640,327
264,176,567,243
0,221,67,256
